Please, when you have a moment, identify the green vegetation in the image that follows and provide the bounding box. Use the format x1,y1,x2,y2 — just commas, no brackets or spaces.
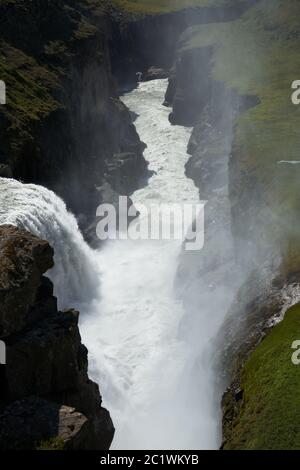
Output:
225,303,300,449
112,0,237,14
36,436,65,450
180,0,300,267
0,0,99,152
0,43,61,130
176,0,300,448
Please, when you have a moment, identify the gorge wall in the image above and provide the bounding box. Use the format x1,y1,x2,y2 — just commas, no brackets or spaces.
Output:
0,0,148,243
165,0,300,449
1,0,300,450
0,224,114,449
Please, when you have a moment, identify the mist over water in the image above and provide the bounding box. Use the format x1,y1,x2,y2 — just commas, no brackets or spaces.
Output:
80,79,220,449
0,177,99,309
0,79,229,450
80,79,205,449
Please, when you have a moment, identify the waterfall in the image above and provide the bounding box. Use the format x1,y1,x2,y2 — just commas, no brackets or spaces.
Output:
0,177,99,309
0,79,227,450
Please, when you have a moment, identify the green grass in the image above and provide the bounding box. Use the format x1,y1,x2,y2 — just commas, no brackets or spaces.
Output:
112,0,237,14
179,0,300,268
36,436,65,450
224,303,300,450
0,42,61,124
0,1,99,153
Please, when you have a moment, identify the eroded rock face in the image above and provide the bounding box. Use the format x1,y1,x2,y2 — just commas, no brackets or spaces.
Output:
0,397,93,450
0,1,149,239
166,47,214,127
0,225,54,337
142,67,169,82
0,225,114,449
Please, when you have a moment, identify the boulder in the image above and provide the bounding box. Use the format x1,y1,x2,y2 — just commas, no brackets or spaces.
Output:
0,225,54,337
0,397,93,450
142,66,169,82
0,164,12,178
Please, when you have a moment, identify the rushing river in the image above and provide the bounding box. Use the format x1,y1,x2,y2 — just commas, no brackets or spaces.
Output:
0,79,224,450
80,79,201,449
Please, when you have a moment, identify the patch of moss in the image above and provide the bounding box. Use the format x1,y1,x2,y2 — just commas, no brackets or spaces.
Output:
0,0,102,155
224,303,300,450
74,18,98,40
0,41,62,153
36,436,65,451
0,42,61,121
112,0,239,15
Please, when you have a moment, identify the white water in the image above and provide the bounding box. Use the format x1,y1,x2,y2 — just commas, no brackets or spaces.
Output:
0,178,99,309
81,80,205,449
0,79,223,450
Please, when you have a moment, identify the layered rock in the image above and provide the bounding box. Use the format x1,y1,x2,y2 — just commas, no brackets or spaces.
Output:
0,0,148,241
0,225,114,450
109,0,259,88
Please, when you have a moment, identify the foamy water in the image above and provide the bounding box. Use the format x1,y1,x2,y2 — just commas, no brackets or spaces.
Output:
0,79,224,450
80,80,202,449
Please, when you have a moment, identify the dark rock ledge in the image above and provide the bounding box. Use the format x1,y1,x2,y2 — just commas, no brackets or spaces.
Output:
0,225,114,450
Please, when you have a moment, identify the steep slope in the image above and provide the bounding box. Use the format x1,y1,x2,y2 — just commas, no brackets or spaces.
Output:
223,303,300,450
0,0,147,237
170,0,300,270
165,0,300,449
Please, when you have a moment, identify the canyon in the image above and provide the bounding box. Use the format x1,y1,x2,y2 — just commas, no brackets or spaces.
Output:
0,0,300,451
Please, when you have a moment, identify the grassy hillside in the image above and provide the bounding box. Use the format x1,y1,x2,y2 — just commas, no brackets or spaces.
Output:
0,0,99,151
224,303,300,449
113,0,238,14
180,0,300,271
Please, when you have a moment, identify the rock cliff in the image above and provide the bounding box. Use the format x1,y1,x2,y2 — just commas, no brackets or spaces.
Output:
0,225,114,450
0,0,148,241
2,0,300,451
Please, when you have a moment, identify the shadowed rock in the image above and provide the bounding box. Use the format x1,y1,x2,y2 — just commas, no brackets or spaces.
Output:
0,225,114,449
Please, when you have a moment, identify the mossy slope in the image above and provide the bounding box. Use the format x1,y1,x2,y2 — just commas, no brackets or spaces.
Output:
0,1,100,151
112,0,240,14
179,0,300,270
224,304,300,450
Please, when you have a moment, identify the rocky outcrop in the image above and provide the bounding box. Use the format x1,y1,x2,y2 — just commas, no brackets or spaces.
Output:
0,0,148,241
0,397,95,450
0,225,114,450
109,0,260,88
0,225,54,337
165,46,215,126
